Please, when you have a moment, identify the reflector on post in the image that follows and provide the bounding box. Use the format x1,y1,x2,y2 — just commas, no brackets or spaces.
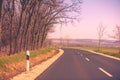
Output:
26,50,30,71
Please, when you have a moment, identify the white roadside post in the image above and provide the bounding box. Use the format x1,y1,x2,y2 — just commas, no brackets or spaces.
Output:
26,50,30,71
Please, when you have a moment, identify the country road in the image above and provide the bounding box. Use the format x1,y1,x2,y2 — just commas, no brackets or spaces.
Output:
35,48,120,80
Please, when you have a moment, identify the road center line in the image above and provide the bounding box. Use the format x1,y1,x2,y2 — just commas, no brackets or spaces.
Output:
98,67,113,77
85,58,90,61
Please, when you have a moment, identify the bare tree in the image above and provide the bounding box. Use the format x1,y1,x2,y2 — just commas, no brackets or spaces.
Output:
0,0,82,55
113,25,120,53
0,0,3,18
0,0,3,51
97,23,106,51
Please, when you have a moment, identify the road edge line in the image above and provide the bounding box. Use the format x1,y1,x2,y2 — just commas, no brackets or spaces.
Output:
86,50,120,61
67,48,120,61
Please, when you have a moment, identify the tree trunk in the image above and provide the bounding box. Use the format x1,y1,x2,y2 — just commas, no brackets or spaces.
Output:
0,0,3,18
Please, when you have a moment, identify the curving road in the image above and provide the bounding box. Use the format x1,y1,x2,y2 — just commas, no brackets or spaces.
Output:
35,48,120,80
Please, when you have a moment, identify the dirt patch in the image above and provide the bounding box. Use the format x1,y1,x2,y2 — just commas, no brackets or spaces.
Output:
0,50,57,80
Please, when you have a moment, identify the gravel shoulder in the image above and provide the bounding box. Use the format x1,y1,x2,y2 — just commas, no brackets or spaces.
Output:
11,49,64,80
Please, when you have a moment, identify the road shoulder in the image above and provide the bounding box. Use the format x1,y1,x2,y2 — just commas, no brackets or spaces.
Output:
86,50,120,61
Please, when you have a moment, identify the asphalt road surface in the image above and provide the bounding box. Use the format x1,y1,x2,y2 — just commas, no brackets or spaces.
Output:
35,48,120,80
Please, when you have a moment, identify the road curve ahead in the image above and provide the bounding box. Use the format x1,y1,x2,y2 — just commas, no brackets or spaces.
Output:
35,48,120,80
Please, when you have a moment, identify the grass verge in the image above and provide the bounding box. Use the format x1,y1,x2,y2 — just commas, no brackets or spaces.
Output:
0,47,57,80
0,47,52,69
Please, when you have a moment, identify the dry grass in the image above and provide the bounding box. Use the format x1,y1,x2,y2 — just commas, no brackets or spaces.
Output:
0,48,58,80
102,49,119,54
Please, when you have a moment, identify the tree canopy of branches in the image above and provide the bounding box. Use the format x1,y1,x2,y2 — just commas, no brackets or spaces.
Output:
0,0,82,55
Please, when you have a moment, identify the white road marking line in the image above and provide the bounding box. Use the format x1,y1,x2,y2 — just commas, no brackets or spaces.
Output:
98,67,113,77
85,58,90,61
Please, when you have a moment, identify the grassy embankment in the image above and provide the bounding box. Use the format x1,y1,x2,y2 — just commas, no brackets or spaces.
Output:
66,46,120,58
80,47,120,58
0,47,57,79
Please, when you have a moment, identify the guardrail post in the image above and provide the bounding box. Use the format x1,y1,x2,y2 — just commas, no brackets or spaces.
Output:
26,50,30,71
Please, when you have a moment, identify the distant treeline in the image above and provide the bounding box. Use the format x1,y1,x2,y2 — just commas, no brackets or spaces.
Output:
0,0,82,55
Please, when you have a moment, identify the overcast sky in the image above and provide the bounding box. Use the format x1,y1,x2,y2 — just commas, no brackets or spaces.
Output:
49,0,120,40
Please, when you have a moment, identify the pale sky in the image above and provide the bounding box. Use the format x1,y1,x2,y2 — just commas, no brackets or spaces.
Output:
49,0,120,40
